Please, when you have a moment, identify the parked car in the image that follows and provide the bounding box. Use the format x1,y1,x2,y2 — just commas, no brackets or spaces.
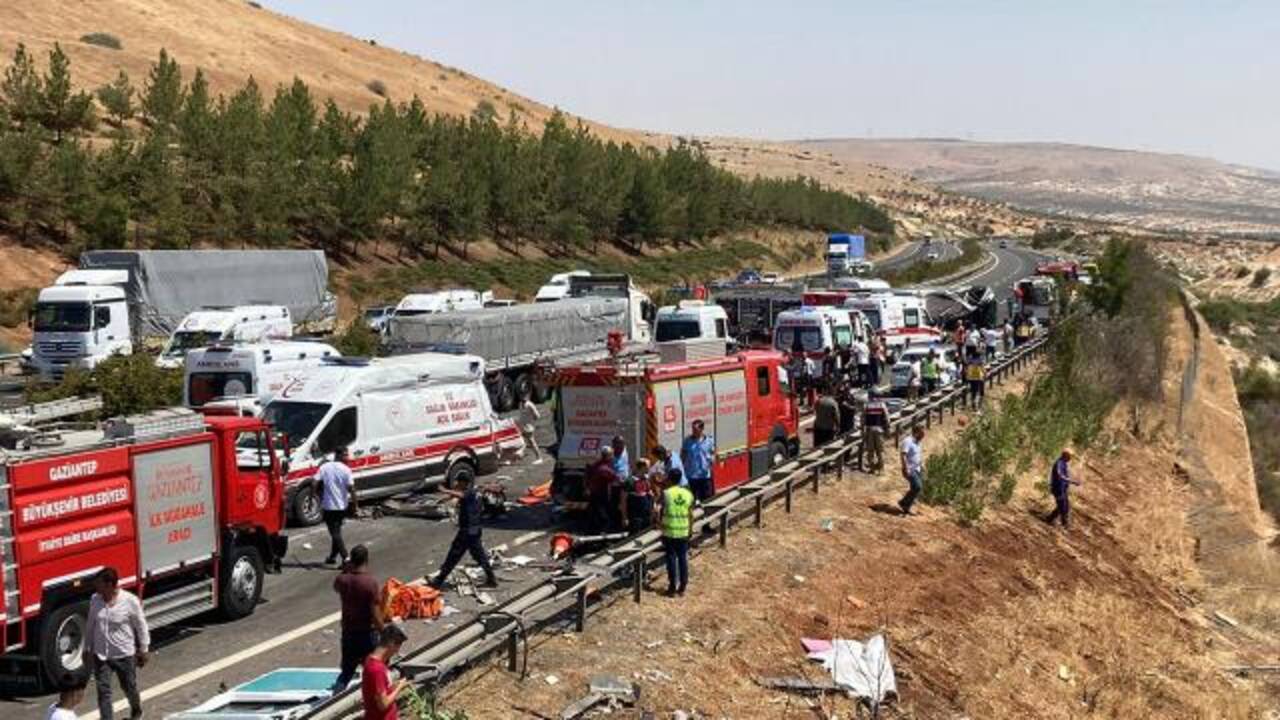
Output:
363,305,395,333
760,271,782,285
735,269,763,285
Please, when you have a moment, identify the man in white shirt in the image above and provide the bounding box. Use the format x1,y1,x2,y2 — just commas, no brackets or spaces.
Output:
965,326,983,360
852,338,871,387
83,567,149,720
519,399,542,464
318,446,357,565
898,426,926,516
983,326,1001,362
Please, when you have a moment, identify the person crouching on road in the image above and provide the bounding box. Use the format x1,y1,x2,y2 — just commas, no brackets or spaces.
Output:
898,426,925,516
83,567,148,720
319,446,357,566
658,472,695,597
429,475,498,589
361,624,410,720
1044,448,1081,529
332,545,382,691
681,419,716,503
625,458,655,534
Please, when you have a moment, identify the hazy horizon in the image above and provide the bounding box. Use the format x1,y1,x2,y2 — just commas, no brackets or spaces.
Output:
265,1,1280,171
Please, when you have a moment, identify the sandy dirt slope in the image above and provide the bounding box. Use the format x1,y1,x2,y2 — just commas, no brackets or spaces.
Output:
445,312,1278,719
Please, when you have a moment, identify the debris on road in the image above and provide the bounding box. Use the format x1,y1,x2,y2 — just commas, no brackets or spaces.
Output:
807,634,898,705
559,691,606,719
756,675,843,694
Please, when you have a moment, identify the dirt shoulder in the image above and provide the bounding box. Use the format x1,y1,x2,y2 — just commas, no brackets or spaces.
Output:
444,314,1279,718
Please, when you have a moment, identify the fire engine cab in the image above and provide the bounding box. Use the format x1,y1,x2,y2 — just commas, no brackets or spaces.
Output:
0,403,286,686
544,350,800,500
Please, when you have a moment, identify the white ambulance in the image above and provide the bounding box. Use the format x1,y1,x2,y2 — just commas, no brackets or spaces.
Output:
258,353,524,525
772,306,867,358
183,341,342,415
844,291,942,355
157,305,294,369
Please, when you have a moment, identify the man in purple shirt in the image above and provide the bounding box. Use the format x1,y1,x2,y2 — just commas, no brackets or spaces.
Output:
1044,448,1081,529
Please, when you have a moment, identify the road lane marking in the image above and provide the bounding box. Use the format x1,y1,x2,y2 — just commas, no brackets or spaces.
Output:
80,611,343,720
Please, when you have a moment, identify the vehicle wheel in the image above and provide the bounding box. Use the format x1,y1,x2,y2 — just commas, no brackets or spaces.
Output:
39,601,89,689
512,372,534,404
768,440,789,468
292,485,323,527
492,375,516,413
219,544,264,620
444,459,476,490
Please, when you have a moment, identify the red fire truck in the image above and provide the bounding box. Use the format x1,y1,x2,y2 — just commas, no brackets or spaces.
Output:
545,350,800,498
0,407,287,686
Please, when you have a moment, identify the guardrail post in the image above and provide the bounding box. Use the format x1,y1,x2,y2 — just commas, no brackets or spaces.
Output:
785,478,794,512
754,495,763,527
719,514,729,547
632,556,644,603
575,587,588,632
507,631,519,671
925,408,932,429
811,466,820,494
835,452,845,482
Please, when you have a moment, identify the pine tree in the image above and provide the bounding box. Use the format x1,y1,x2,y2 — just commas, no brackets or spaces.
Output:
1,44,42,129
39,44,96,143
142,49,184,131
96,70,136,130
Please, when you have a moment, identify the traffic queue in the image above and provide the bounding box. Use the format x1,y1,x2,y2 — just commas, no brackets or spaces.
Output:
0,263,1051,713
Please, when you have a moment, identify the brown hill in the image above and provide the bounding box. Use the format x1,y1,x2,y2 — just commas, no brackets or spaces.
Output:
796,139,1280,237
0,0,646,143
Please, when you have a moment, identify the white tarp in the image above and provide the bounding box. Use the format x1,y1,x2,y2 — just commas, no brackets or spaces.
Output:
809,634,897,704
79,250,332,338
386,297,628,363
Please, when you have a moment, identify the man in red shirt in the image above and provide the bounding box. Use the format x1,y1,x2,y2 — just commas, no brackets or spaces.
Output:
332,545,382,691
361,624,409,720
585,447,620,533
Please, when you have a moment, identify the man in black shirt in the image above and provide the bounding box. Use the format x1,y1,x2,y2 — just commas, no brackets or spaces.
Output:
428,475,498,589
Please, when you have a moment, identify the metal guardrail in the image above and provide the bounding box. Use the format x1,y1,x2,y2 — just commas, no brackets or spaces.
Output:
305,336,1050,719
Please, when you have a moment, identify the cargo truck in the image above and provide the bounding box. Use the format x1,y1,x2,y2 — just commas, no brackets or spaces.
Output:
29,250,335,379
386,275,655,411
826,233,867,277
0,405,287,687
544,350,800,502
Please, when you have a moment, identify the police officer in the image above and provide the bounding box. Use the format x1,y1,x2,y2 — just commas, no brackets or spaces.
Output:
658,478,694,597
428,475,498,589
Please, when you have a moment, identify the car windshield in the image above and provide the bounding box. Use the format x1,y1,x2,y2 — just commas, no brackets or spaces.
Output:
188,371,254,407
859,310,882,331
253,401,330,451
363,308,385,320
33,302,92,332
165,330,221,356
774,326,823,353
656,319,702,342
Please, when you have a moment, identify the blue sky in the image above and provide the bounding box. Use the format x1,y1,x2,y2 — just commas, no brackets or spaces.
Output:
265,1,1280,170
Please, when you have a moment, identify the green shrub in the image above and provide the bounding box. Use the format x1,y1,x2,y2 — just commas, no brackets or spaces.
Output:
334,317,382,357
27,354,182,418
1252,267,1272,288
1235,266,1251,279
367,79,387,97
997,473,1017,504
0,288,37,327
80,33,122,50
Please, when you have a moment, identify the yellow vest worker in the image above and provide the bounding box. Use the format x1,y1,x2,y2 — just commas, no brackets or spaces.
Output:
660,485,694,596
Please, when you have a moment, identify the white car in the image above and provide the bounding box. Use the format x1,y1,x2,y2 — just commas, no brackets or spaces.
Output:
889,345,956,396
760,271,782,285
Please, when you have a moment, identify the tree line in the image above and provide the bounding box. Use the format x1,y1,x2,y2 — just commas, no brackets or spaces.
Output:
0,45,893,258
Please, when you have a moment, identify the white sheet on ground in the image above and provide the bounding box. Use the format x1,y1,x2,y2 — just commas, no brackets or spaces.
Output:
809,634,897,703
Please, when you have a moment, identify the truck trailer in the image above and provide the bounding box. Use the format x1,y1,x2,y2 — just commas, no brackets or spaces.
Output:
826,233,867,277
0,406,287,686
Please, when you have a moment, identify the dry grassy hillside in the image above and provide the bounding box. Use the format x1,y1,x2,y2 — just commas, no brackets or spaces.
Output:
0,0,643,142
797,138,1280,237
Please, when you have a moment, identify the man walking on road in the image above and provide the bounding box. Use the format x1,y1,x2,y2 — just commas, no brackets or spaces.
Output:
332,545,383,691
83,567,149,720
518,398,542,464
319,446,357,566
429,474,498,589
1044,448,1081,529
898,426,926,516
852,336,871,388
361,624,409,720
813,392,840,447
681,419,716,503
658,478,695,596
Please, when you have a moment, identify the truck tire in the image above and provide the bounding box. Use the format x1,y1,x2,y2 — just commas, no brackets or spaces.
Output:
39,601,90,688
444,459,476,490
292,484,323,527
512,372,534,405
220,544,265,620
491,375,516,413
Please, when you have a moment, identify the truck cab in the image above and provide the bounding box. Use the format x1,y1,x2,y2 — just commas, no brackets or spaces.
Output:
535,270,591,302
30,270,133,379
655,301,728,343
567,273,655,343
156,305,293,369
392,290,489,318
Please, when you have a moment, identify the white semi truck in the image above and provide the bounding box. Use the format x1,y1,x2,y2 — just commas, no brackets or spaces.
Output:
29,250,335,379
